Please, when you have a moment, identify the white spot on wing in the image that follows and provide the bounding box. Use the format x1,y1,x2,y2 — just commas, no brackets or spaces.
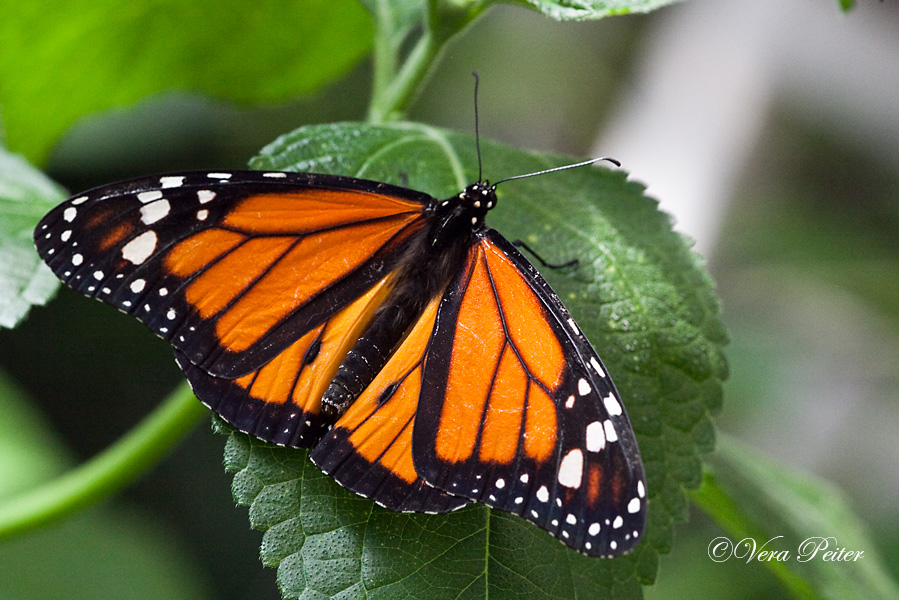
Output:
207,172,232,179
536,486,549,503
613,515,623,529
63,207,77,222
519,473,528,483
137,190,163,203
637,480,645,498
92,270,104,281
61,230,72,242
603,419,618,443
495,478,505,489
578,378,591,396
263,172,287,178
140,199,171,225
71,196,88,205
558,449,583,488
197,190,216,204
160,176,185,188
590,356,605,377
565,395,575,409
72,253,83,266
567,318,578,333
627,497,641,514
130,279,146,293
588,522,600,536
196,209,209,221
122,231,157,265
603,393,622,416
585,421,605,452
566,514,577,525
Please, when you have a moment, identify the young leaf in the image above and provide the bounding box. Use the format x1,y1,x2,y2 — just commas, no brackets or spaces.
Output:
0,148,65,329
694,436,899,600
214,121,727,599
0,0,373,164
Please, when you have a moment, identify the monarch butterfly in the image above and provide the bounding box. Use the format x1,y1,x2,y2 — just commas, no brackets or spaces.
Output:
33,146,646,558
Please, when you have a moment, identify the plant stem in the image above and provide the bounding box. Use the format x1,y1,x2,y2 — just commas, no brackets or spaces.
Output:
368,30,439,123
365,0,487,122
0,383,206,540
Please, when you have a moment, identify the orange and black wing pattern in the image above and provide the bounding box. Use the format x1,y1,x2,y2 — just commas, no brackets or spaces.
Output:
35,171,427,376
174,275,396,447
34,171,428,444
412,231,646,556
310,295,469,513
34,169,646,557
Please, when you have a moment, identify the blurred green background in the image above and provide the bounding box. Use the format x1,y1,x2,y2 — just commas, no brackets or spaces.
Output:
1,1,897,599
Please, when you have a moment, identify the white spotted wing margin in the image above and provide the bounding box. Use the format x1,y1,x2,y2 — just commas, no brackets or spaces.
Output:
412,230,647,557
32,170,432,379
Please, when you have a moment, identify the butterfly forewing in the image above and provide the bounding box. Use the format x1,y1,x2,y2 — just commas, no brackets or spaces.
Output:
34,171,430,379
413,232,646,556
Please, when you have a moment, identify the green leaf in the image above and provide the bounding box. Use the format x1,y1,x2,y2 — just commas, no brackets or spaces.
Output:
0,148,65,329
503,0,683,20
215,121,727,599
0,0,373,164
693,436,899,600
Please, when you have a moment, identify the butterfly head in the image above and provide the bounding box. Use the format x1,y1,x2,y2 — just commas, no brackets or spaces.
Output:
456,181,497,230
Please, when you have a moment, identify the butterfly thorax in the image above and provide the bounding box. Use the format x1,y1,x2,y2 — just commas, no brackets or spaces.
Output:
428,182,496,247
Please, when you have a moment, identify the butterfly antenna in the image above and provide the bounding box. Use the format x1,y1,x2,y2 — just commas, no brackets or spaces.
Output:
472,72,483,183
493,156,621,187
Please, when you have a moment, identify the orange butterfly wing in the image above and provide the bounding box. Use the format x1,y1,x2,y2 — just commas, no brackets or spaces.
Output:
35,172,429,379
412,232,647,556
307,230,647,551
176,276,395,447
310,295,469,512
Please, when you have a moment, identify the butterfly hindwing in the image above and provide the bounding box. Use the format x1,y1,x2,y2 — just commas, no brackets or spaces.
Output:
413,230,647,556
310,295,469,513
175,276,396,447
34,171,430,378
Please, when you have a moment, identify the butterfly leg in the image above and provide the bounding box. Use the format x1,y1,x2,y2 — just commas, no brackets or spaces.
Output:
510,240,578,269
